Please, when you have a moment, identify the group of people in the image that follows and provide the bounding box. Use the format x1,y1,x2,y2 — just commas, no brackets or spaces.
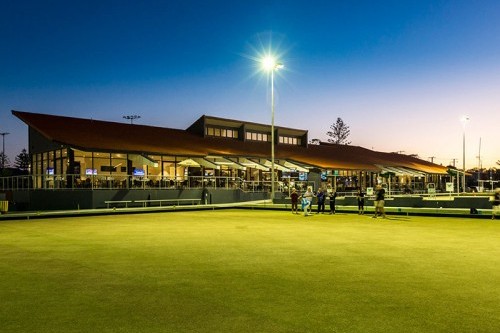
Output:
290,186,337,216
289,185,386,218
288,185,500,219
290,186,371,216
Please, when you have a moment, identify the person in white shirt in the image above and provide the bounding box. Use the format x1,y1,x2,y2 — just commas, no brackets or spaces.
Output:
301,186,315,216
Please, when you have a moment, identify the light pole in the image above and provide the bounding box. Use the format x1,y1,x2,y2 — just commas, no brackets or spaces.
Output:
262,56,283,202
123,115,141,124
0,132,9,171
460,115,469,193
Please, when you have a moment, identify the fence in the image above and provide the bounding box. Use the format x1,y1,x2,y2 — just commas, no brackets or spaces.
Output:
0,174,313,193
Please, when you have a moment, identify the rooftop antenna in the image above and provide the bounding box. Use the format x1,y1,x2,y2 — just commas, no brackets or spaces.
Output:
123,115,141,124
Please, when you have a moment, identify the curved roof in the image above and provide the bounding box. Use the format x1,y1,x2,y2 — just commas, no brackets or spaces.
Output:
12,110,447,174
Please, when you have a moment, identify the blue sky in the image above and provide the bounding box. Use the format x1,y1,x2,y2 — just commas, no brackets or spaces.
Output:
1,0,499,168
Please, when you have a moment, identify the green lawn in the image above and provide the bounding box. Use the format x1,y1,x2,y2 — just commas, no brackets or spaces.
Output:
1,210,499,333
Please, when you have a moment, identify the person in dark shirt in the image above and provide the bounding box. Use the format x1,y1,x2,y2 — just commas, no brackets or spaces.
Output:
316,188,325,214
290,188,299,214
373,186,386,218
357,188,365,215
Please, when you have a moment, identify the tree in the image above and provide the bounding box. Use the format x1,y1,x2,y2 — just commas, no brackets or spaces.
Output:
326,117,351,145
14,148,31,172
0,152,10,169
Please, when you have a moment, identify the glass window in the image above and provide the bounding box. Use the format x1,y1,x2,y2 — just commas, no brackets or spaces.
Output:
278,136,301,145
246,131,273,141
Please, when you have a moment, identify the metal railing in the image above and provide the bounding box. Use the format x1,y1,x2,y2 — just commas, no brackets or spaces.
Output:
0,174,306,193
3,174,488,197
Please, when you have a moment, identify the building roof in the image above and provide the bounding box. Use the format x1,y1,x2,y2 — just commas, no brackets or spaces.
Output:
12,110,448,174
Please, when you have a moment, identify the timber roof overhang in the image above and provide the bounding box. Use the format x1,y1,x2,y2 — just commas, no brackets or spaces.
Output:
12,110,448,175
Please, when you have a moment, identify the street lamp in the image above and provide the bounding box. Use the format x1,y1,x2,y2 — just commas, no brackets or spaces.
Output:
123,115,141,124
262,56,283,202
460,115,470,193
0,132,9,171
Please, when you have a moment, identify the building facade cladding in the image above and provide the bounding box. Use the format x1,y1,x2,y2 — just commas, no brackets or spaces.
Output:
10,110,449,193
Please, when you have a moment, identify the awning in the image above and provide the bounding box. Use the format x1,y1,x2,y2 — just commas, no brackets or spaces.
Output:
178,158,200,167
129,154,158,167
280,160,309,172
206,156,246,170
231,158,269,171
392,167,425,177
178,158,221,169
192,158,220,170
257,159,291,172
378,165,426,177
236,158,268,171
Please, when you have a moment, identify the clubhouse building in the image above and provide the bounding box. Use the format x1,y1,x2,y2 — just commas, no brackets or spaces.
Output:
5,110,450,210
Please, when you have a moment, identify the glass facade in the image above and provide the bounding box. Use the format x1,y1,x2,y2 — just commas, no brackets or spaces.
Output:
5,119,433,194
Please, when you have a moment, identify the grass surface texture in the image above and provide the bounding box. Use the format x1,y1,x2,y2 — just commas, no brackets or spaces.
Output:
1,210,499,333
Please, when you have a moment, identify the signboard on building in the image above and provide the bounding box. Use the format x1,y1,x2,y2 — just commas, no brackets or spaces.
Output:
427,183,436,195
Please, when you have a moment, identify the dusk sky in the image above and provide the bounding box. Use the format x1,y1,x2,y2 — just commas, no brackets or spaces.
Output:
1,0,499,168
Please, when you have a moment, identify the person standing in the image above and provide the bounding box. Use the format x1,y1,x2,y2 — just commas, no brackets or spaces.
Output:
290,188,299,214
302,186,314,216
492,188,500,220
373,186,386,218
357,188,365,215
316,188,325,214
328,188,337,214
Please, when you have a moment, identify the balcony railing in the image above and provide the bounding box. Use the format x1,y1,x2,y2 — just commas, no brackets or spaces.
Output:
0,174,313,193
